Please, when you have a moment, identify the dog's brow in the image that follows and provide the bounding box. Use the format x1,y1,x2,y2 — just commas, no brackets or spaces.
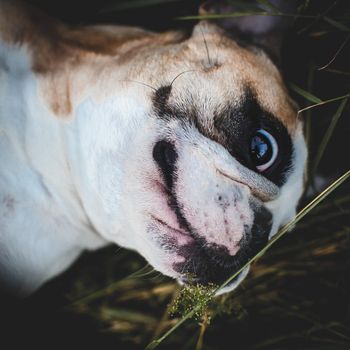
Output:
152,70,197,116
153,85,172,115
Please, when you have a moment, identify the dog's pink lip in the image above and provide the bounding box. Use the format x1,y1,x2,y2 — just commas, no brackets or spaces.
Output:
152,178,171,196
150,178,194,245
151,215,187,235
150,178,186,228
150,214,193,246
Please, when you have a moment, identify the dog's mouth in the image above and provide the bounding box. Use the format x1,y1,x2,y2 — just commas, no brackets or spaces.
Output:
151,214,194,247
150,179,272,288
152,214,247,287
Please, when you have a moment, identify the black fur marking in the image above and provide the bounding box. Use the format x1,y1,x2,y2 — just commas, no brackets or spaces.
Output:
213,89,294,186
173,201,272,286
153,140,177,189
152,85,172,116
152,85,294,186
152,139,193,234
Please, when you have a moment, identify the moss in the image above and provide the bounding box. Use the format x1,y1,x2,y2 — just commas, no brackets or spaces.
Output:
168,283,217,322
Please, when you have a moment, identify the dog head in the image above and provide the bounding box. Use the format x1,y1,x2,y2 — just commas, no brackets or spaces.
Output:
7,0,305,292
96,5,307,293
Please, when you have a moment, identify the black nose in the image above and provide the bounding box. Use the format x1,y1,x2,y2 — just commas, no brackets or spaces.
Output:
153,140,178,188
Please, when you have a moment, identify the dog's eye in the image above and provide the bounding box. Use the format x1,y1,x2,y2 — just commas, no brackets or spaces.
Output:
250,129,278,172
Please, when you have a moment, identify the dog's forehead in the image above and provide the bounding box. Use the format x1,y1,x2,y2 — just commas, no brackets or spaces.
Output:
133,31,298,134
2,0,297,131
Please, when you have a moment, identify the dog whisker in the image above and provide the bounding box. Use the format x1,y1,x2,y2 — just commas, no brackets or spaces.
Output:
169,69,197,88
119,79,157,91
199,24,213,69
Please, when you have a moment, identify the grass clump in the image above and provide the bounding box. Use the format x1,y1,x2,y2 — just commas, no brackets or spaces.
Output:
168,283,216,322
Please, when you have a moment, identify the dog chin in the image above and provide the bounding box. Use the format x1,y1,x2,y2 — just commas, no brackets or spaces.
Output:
169,258,249,295
148,218,253,295
150,209,270,288
214,266,250,295
159,255,249,296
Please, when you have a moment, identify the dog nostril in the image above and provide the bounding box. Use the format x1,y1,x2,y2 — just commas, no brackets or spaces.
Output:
204,244,237,268
153,140,178,188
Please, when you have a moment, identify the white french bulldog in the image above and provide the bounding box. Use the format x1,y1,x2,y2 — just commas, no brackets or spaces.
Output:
0,0,307,297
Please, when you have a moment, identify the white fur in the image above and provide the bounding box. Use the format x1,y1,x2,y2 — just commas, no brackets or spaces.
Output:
266,122,307,236
0,24,307,296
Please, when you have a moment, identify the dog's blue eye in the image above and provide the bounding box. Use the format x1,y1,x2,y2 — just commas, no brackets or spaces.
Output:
250,129,278,172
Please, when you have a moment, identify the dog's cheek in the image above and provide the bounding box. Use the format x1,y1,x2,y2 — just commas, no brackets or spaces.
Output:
266,126,307,237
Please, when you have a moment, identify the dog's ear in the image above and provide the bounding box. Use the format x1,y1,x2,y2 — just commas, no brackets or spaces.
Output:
199,0,298,62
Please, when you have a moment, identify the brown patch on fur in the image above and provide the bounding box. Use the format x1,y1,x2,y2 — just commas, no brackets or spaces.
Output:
0,1,155,72
40,73,73,116
226,43,298,133
0,0,185,117
187,24,299,133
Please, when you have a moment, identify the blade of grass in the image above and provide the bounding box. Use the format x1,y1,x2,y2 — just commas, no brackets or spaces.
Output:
282,307,350,340
323,16,350,32
145,309,196,350
310,98,348,178
305,64,316,183
256,0,281,14
195,312,210,350
67,264,156,306
145,169,350,350
179,12,302,20
318,33,350,70
178,12,350,21
298,93,350,113
297,1,337,35
323,68,350,76
101,307,158,325
297,0,311,13
289,82,322,104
